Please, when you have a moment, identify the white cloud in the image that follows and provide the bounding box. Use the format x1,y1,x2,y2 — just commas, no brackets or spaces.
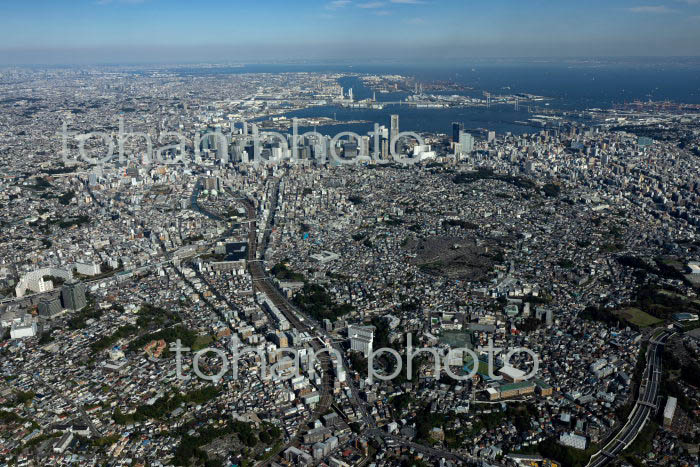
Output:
96,0,147,4
326,0,352,9
626,5,677,13
358,1,386,8
354,0,424,16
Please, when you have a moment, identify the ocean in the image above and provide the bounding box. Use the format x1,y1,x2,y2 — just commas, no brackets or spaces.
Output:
168,61,700,136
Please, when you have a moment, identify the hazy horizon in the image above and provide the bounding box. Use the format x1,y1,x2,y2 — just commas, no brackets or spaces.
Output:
2,0,700,65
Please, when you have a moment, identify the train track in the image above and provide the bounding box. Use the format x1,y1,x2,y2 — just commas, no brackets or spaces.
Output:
210,184,490,466
229,189,334,465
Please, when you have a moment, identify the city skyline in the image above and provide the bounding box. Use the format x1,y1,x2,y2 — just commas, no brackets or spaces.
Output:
1,2,699,465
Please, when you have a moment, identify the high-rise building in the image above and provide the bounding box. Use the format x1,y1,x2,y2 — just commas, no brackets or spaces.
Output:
487,131,496,143
390,115,400,144
203,177,217,191
61,280,87,311
39,297,63,318
381,139,389,160
452,122,464,143
323,319,333,332
360,136,370,158
348,88,353,102
348,325,375,357
459,131,474,153
343,142,358,159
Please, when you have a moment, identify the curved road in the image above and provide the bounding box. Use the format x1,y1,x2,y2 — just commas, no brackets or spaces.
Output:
587,330,672,466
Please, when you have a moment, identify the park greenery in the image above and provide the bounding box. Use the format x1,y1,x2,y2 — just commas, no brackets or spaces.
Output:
270,262,305,282
293,283,354,322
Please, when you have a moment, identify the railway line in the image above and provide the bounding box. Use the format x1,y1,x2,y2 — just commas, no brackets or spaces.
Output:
227,188,334,465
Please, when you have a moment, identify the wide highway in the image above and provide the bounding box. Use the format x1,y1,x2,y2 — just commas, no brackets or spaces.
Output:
587,330,672,466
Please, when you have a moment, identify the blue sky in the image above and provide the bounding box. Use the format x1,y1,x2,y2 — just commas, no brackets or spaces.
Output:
1,0,699,64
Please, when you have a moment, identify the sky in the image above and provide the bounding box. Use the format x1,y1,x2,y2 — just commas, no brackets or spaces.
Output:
0,0,699,64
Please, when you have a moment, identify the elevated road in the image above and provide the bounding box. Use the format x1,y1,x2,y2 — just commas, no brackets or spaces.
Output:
587,330,672,466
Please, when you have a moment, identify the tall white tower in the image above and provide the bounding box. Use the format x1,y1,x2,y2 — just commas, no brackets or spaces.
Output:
390,114,399,144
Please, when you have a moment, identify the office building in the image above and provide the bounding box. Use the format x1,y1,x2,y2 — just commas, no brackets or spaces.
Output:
390,114,399,144
452,122,464,143
360,135,370,157
459,131,474,153
343,142,358,159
